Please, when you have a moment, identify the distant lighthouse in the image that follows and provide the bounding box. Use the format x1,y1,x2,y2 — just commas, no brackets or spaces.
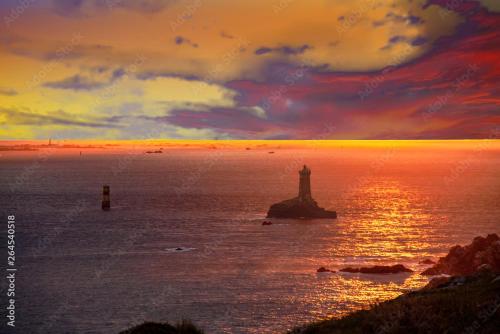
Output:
298,165,312,202
102,185,110,210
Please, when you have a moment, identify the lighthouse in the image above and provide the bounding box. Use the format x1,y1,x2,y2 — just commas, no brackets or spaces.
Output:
298,165,312,202
267,165,336,218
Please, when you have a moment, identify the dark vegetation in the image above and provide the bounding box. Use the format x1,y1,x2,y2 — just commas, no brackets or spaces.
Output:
119,320,204,334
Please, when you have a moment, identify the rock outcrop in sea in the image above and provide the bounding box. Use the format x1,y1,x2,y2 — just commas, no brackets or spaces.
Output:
421,233,500,275
419,259,436,265
339,264,413,274
267,165,337,219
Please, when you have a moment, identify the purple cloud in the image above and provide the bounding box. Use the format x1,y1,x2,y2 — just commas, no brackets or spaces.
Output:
43,75,107,90
174,36,199,48
254,45,311,56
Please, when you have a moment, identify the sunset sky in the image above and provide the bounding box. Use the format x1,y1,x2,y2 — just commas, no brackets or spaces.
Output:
0,0,499,140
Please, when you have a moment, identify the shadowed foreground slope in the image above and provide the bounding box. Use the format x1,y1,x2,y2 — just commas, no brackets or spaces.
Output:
119,320,203,334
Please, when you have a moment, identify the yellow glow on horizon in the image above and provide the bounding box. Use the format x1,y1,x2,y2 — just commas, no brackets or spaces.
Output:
2,139,500,149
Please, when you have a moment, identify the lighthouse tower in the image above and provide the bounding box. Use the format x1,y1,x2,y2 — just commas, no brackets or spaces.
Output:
298,165,312,202
267,164,337,218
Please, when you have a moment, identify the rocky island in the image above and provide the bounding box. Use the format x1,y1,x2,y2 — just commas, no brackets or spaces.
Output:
267,165,337,219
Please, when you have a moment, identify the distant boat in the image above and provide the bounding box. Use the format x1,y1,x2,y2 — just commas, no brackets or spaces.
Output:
268,151,275,154
146,150,163,154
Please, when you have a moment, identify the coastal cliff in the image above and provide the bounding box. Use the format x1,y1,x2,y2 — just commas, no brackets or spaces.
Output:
291,234,500,333
290,270,500,334
422,233,500,276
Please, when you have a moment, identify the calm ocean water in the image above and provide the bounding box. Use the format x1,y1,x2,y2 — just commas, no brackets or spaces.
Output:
1,142,499,334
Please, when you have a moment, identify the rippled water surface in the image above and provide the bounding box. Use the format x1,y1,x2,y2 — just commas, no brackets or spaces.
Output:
1,142,499,333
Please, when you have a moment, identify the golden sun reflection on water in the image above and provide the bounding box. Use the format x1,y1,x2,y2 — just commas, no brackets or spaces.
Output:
321,274,426,316
308,179,435,320
338,180,434,259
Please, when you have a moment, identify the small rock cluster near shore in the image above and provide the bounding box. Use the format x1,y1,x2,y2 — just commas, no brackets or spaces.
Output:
339,264,413,274
315,233,499,276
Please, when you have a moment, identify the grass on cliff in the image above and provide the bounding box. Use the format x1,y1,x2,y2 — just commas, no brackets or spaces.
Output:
290,273,500,334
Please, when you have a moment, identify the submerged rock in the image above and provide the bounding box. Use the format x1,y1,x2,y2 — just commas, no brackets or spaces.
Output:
267,165,337,219
421,233,500,276
419,259,436,265
340,264,413,274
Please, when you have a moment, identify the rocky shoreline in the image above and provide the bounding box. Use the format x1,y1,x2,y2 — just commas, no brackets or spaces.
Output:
120,234,500,334
290,270,500,334
421,233,499,276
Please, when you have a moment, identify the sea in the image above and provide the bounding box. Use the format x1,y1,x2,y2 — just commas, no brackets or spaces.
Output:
1,141,499,334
